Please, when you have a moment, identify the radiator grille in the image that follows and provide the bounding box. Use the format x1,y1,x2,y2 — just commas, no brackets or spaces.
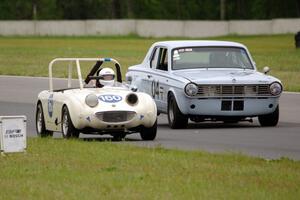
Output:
197,84,270,97
96,111,136,123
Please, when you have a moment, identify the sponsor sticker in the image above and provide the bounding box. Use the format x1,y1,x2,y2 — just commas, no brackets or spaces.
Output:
48,94,54,118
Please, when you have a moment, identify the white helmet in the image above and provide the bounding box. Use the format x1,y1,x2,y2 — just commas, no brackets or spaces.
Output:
99,68,115,86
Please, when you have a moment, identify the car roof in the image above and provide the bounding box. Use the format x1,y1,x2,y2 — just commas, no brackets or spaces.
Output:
153,40,246,49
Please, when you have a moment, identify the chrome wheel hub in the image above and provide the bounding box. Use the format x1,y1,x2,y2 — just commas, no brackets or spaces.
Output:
37,109,42,133
168,103,174,123
62,113,69,136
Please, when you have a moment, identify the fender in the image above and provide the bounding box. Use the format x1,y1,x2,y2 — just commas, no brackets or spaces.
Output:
167,87,189,115
138,93,157,127
62,97,84,130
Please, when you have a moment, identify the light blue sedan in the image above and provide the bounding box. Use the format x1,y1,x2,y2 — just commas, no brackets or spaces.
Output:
126,41,282,129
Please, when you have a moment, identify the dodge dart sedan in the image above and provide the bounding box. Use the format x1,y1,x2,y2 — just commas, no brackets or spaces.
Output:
126,41,282,129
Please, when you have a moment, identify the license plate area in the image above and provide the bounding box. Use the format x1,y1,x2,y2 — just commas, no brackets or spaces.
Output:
221,100,244,111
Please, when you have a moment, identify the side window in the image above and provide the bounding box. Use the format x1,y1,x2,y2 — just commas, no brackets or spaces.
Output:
150,48,159,68
157,48,168,71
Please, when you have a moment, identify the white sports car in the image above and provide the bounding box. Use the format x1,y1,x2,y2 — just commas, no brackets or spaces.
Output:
36,58,157,140
126,41,283,129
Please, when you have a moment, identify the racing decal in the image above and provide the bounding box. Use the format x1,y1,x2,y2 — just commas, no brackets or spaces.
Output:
98,95,122,103
178,48,193,53
86,116,91,122
173,50,180,61
139,115,144,120
151,80,159,98
48,94,54,118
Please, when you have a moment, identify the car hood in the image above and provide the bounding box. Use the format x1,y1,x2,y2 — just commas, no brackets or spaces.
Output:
172,69,278,84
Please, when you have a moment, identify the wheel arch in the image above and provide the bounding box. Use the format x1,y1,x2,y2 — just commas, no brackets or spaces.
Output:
35,99,48,128
36,100,42,112
61,101,81,130
167,88,188,115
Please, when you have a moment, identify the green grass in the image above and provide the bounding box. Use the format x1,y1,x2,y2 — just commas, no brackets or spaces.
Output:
0,138,299,199
0,34,299,91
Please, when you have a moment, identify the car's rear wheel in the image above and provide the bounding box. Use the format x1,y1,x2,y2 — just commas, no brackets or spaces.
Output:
36,102,53,137
61,106,80,139
258,105,279,127
140,119,157,140
168,94,188,129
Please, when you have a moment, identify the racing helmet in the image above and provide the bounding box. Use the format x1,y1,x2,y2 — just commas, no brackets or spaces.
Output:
99,68,115,86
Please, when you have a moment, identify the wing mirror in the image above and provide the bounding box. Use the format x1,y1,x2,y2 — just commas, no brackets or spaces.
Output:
126,75,132,83
263,66,270,74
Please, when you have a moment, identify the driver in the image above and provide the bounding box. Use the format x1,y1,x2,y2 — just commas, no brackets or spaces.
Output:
98,68,115,87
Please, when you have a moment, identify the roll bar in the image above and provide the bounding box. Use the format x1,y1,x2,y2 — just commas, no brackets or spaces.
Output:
48,58,121,92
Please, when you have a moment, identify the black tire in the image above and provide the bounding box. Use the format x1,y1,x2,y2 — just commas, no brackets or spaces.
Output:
36,102,53,137
112,132,126,141
167,94,188,129
258,106,279,127
140,119,157,141
61,106,80,139
223,120,239,124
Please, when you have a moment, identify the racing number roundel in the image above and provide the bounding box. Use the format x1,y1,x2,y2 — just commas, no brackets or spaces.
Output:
99,95,122,103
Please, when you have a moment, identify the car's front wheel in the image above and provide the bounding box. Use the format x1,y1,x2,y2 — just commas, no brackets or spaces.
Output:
168,94,188,129
61,106,80,139
36,102,53,137
258,105,279,127
140,120,157,140
112,132,126,141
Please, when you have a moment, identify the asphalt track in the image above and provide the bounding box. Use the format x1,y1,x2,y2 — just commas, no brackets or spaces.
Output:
0,76,300,160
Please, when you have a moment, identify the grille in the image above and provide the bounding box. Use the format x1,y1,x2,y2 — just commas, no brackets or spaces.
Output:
197,85,270,97
96,111,136,123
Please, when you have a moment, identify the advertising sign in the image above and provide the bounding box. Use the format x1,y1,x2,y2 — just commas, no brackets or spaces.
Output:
0,116,26,153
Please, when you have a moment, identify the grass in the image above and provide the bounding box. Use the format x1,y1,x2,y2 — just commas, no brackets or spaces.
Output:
1,35,300,199
0,138,300,199
0,34,299,91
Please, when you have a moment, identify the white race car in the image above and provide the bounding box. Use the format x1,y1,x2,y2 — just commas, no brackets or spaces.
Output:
36,58,157,140
126,41,282,129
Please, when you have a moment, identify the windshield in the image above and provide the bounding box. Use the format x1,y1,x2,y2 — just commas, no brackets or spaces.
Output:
172,47,253,70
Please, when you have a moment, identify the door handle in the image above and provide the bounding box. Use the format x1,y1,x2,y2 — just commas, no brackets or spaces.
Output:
147,75,152,79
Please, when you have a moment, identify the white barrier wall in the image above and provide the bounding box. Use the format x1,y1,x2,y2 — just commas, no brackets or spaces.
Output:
85,20,136,35
229,20,272,35
183,21,228,37
0,21,35,35
272,19,300,34
0,19,299,37
36,20,86,36
136,20,184,37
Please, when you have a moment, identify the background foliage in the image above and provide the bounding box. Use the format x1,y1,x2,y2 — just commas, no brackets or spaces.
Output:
0,0,300,20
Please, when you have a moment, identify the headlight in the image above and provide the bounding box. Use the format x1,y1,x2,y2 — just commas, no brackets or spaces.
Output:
126,93,138,105
85,94,99,107
184,83,198,96
269,82,282,96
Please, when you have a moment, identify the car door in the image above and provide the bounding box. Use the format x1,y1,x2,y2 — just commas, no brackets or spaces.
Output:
150,47,169,113
142,47,159,95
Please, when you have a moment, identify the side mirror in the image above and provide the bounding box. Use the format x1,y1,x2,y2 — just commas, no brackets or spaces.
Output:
126,75,132,84
263,66,270,74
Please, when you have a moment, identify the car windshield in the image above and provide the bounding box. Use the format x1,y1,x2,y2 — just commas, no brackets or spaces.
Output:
172,47,253,70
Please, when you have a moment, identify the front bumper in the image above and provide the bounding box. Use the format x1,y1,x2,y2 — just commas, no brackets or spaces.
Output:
180,97,279,116
75,110,156,131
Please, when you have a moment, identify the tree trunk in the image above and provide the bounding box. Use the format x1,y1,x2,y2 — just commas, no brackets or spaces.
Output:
220,0,226,20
